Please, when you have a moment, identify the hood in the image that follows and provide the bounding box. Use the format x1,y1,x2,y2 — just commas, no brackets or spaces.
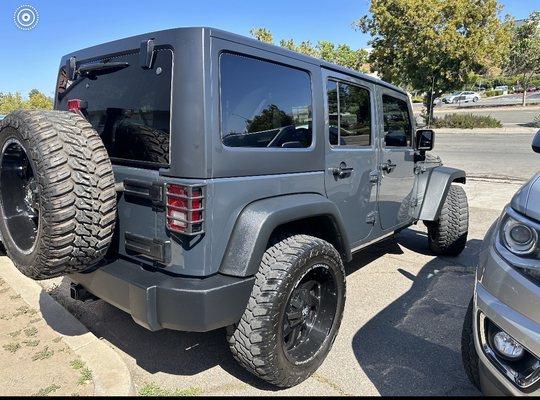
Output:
511,172,540,221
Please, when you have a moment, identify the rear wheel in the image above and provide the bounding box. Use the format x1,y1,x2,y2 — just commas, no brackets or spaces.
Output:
426,184,469,256
0,110,116,279
227,234,346,387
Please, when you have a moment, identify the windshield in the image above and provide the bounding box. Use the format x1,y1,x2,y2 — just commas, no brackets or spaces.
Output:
56,49,173,167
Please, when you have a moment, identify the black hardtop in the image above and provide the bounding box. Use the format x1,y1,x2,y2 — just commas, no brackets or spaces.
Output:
60,27,407,96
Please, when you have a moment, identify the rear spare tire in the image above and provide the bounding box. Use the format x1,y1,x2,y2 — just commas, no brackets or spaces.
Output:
0,110,116,279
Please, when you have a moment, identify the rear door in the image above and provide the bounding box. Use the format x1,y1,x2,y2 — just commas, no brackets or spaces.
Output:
323,70,378,246
377,90,416,230
56,49,173,264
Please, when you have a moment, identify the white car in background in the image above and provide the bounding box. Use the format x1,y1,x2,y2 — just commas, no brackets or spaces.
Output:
442,91,481,104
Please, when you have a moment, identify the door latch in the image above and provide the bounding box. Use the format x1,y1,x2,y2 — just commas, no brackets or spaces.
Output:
380,159,397,173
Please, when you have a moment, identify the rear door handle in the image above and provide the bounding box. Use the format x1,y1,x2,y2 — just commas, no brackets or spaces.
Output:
330,164,354,179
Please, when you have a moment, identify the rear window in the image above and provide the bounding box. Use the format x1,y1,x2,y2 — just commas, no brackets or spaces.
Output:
57,49,173,167
219,53,313,149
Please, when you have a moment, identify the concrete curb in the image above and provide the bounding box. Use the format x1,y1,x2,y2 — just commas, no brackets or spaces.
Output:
0,259,134,396
433,127,539,134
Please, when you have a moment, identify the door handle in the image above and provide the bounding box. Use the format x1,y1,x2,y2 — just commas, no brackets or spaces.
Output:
381,160,397,173
331,165,354,179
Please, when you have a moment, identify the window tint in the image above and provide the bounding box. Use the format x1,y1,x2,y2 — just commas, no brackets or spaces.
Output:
57,50,172,166
327,80,371,147
382,95,412,147
220,53,312,148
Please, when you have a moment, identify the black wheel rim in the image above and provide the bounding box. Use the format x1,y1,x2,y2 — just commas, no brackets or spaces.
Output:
0,139,39,253
282,263,338,364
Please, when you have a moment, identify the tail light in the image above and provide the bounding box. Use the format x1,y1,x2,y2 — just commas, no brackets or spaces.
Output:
166,184,205,235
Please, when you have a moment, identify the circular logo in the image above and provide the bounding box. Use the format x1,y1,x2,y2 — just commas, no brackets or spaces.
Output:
13,5,39,30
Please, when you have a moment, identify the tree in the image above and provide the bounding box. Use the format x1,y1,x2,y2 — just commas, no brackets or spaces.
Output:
26,89,54,110
249,29,369,72
0,90,53,115
0,92,25,115
250,28,274,44
357,0,511,124
505,12,540,106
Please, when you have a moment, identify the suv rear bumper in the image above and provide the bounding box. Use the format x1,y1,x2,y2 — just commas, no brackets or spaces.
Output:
69,259,255,332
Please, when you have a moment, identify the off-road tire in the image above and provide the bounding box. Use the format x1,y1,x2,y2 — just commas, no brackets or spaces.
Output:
116,121,169,164
227,234,346,387
426,184,468,256
0,110,116,279
461,297,481,391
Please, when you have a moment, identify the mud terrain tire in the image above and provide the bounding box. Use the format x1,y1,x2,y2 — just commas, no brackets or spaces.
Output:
227,234,346,387
426,184,469,256
0,110,116,279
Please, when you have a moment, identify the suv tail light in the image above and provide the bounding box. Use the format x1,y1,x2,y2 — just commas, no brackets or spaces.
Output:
166,184,205,235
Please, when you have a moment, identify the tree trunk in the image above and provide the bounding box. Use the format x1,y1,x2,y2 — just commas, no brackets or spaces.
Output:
522,89,527,106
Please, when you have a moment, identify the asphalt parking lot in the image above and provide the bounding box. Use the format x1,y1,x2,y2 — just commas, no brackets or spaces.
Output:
25,130,535,396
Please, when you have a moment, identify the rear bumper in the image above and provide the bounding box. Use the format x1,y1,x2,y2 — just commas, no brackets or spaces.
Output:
69,259,255,332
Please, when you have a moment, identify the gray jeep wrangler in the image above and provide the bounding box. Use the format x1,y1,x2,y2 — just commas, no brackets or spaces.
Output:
0,27,468,387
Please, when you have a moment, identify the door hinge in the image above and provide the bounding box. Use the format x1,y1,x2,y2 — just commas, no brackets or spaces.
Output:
369,170,380,184
366,210,378,225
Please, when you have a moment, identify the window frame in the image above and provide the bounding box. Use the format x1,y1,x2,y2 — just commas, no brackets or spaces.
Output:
326,78,374,149
381,93,414,149
218,51,315,151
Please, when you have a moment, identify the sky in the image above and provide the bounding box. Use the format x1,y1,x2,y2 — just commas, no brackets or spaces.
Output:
0,0,537,97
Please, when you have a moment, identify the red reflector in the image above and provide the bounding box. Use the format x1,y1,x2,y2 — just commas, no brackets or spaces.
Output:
67,99,82,112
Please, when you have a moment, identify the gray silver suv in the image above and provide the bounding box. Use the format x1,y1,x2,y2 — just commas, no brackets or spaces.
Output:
462,131,540,395
0,27,469,387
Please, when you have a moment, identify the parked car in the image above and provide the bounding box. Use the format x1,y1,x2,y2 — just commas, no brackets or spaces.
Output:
442,91,481,104
0,27,469,388
0,115,5,121
462,130,540,395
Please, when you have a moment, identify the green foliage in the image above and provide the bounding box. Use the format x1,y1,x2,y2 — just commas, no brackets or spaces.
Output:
246,104,293,133
358,0,512,119
139,382,203,397
504,12,540,105
250,29,368,72
0,89,53,115
249,28,273,44
34,384,61,396
484,90,504,97
431,113,502,129
411,96,424,103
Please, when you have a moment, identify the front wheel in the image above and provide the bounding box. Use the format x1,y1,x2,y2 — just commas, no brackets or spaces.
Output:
425,184,469,256
227,234,346,388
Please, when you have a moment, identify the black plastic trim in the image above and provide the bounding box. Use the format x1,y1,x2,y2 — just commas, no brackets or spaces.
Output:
69,259,255,332
125,232,170,263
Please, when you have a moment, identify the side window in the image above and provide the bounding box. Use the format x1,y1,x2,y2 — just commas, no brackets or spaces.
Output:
327,80,371,147
382,95,412,147
219,53,312,148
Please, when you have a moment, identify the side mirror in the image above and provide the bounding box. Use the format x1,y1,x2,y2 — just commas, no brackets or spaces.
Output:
415,129,435,151
533,130,540,153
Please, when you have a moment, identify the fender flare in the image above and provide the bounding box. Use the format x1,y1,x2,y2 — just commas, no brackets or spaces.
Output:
218,193,351,278
416,166,466,221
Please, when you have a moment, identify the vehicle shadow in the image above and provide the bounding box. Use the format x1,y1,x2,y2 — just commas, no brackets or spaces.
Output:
350,229,482,396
